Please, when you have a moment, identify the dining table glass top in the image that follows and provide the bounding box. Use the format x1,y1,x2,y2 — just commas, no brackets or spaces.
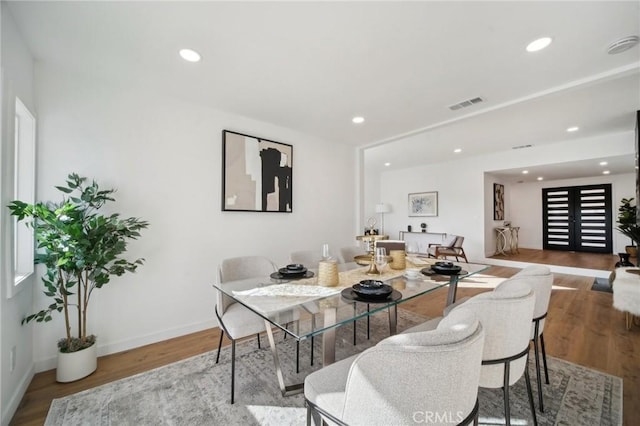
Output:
212,257,490,341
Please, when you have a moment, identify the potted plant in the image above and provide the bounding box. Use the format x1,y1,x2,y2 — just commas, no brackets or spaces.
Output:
616,197,640,259
8,173,148,382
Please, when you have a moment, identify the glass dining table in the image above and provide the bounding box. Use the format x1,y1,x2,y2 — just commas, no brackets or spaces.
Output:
212,259,489,396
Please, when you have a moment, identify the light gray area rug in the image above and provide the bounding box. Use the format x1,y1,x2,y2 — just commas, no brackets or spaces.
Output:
46,310,622,425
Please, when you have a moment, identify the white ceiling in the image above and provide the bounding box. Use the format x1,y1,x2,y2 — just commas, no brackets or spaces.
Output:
6,1,640,178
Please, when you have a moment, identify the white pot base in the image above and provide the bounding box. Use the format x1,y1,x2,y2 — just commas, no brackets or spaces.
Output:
56,343,97,382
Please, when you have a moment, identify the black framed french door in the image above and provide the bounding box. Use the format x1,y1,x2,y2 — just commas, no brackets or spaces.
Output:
542,184,612,253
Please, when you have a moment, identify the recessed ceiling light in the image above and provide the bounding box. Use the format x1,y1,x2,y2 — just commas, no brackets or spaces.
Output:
522,170,529,174
566,126,579,132
526,37,552,52
537,177,544,181
603,170,610,175
453,148,462,153
179,49,201,62
352,116,365,124
599,161,608,166
384,162,391,167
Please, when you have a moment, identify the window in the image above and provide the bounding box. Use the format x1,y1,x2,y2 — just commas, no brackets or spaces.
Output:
10,97,36,296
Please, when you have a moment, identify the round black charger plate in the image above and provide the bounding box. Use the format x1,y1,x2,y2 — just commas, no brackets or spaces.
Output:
341,287,402,303
270,270,314,280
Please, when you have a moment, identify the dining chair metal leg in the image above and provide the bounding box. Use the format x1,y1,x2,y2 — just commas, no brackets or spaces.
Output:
231,339,236,404
540,333,549,384
215,330,224,364
257,333,261,349
524,352,539,426
502,361,511,426
296,341,300,373
532,321,544,412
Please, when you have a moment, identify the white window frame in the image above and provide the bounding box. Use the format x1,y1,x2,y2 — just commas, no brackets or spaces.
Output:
10,97,36,297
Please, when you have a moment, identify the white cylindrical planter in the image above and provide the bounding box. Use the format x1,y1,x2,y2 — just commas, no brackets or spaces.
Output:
56,343,98,383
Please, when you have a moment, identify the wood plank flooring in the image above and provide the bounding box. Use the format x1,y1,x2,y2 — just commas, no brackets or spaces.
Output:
489,247,621,271
10,251,640,425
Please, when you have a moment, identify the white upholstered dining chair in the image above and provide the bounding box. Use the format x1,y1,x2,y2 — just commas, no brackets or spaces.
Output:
339,246,367,264
290,249,327,266
215,255,298,404
404,276,538,425
453,277,537,426
507,265,554,412
304,308,485,426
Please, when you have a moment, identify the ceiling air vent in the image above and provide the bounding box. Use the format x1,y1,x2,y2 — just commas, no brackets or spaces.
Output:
512,144,533,150
448,96,484,111
607,36,639,55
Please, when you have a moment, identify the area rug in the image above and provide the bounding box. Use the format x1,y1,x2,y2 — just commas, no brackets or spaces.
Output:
592,277,614,293
45,310,622,426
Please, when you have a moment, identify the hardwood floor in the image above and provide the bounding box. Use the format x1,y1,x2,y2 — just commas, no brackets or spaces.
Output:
489,247,621,271
10,252,640,425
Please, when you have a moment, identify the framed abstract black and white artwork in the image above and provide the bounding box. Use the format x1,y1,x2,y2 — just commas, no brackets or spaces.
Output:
222,130,293,212
494,183,505,220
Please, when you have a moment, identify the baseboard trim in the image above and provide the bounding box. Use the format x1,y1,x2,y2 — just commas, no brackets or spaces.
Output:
34,319,217,373
2,364,35,426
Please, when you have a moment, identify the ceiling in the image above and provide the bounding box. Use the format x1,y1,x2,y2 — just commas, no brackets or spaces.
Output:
6,1,640,178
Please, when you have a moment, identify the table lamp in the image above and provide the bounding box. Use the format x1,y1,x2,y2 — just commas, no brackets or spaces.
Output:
375,203,391,235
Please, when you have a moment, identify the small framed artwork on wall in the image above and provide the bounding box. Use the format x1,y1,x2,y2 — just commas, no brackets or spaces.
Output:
494,183,505,220
408,192,438,217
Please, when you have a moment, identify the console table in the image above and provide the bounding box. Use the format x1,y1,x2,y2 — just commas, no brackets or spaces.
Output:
494,226,520,255
399,231,447,255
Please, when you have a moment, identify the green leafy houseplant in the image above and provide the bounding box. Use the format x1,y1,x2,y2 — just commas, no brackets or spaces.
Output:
8,173,148,353
616,197,640,248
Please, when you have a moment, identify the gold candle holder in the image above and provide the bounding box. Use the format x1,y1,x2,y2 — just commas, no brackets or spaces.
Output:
366,251,380,275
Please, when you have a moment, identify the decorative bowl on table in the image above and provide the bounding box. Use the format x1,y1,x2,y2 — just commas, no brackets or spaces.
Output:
278,264,308,276
352,280,393,300
430,261,462,275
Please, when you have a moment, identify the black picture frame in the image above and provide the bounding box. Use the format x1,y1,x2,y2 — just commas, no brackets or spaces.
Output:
222,130,293,212
494,183,505,220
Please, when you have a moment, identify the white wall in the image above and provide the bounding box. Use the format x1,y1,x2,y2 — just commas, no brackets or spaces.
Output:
372,131,635,264
506,173,635,253
29,63,356,372
1,5,36,425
